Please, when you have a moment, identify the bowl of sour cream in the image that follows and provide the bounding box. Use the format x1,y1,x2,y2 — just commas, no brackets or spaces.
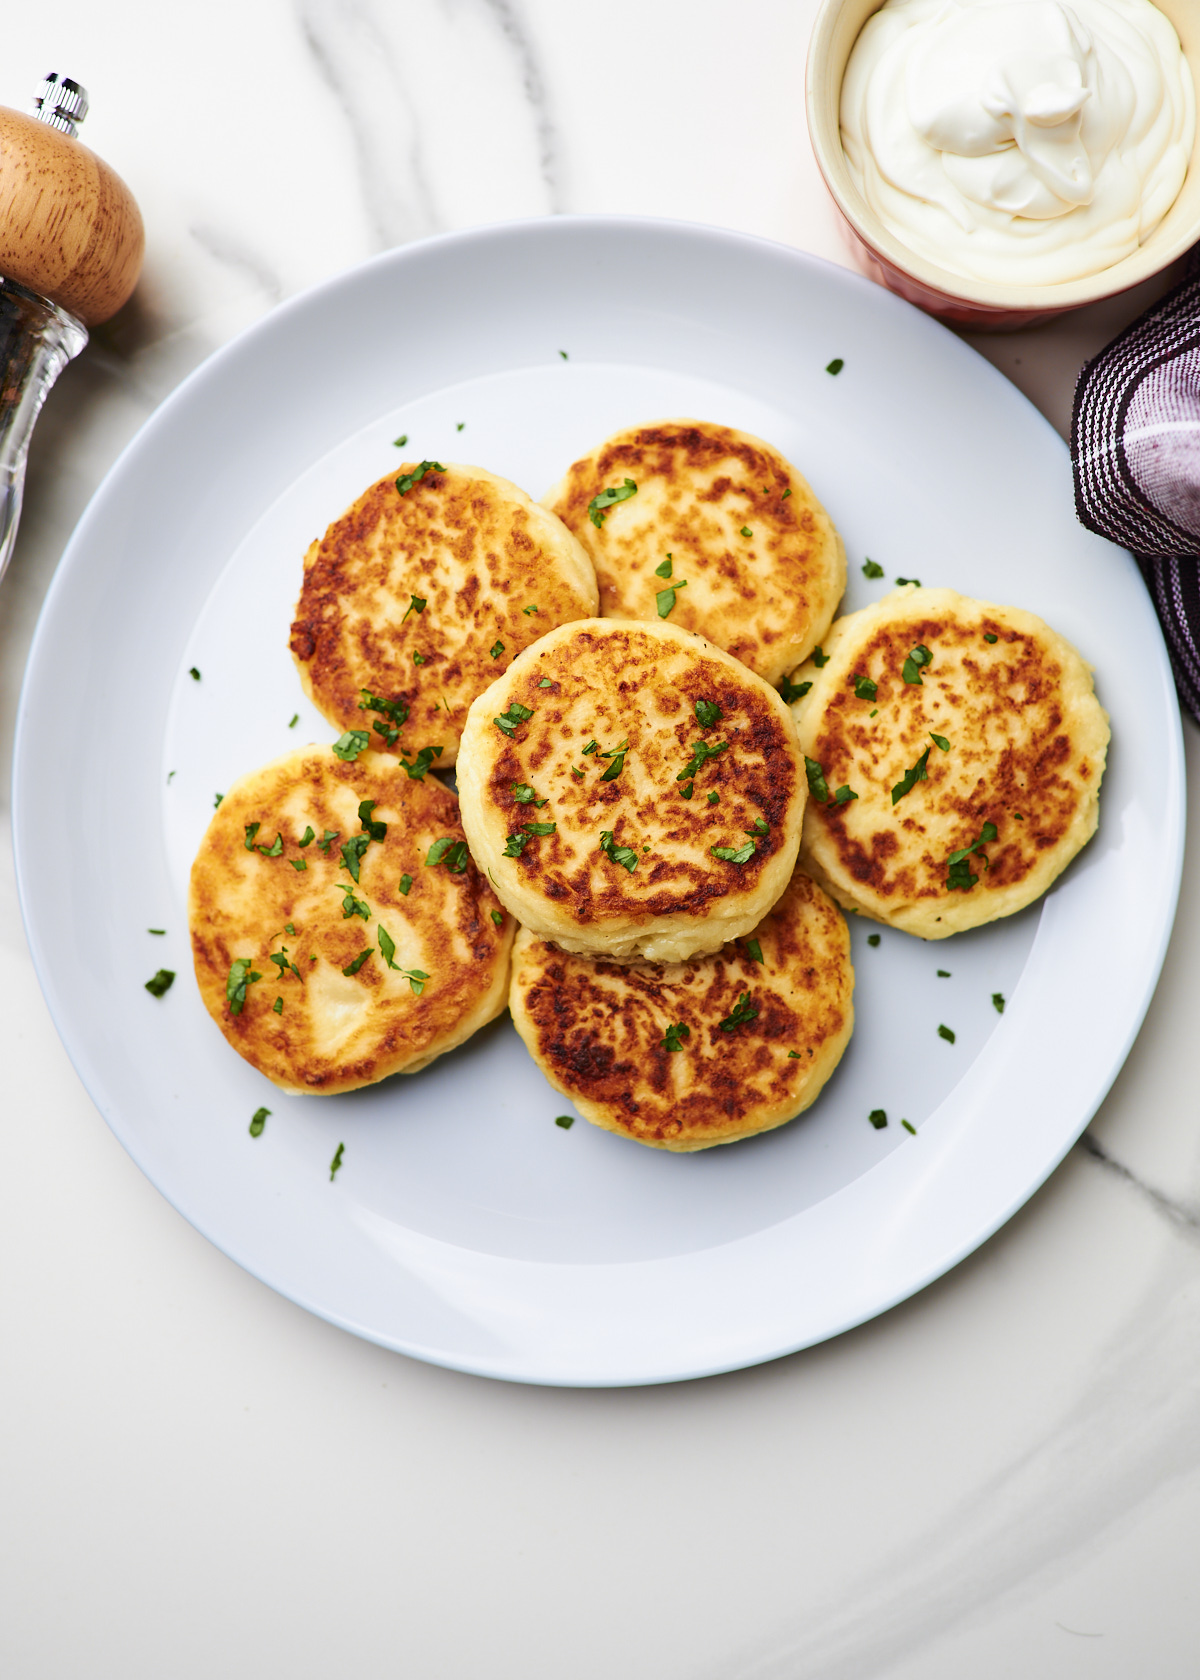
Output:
807,0,1199,327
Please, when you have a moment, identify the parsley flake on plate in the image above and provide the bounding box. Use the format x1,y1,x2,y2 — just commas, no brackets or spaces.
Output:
937,968,951,977
273,996,283,1014
719,993,759,1032
599,830,638,872
854,674,877,701
867,933,881,947
225,958,262,1015
984,632,999,643
400,744,443,781
426,837,470,872
522,604,540,616
746,817,769,836
502,833,529,857
868,1108,887,1130
993,992,1006,1013
317,829,340,854
587,478,637,528
902,644,933,685
329,1143,345,1181
249,1107,269,1136
929,732,950,752
402,594,426,623
393,433,408,448
680,781,695,800
656,579,688,618
891,746,931,805
740,526,753,539
555,1114,575,1128
490,640,505,660
522,822,556,836
826,358,845,375
257,832,284,857
654,556,673,579
779,678,812,703
707,790,720,806
598,739,629,781
788,1050,802,1059
743,938,764,964
490,909,504,927
359,802,389,841
339,833,371,882
832,785,858,805
694,699,722,729
299,826,315,847
902,1119,917,1135
342,947,374,976
399,874,412,896
896,576,921,587
243,822,260,851
862,558,884,579
711,840,756,865
812,647,830,667
661,1022,691,1052
512,782,547,805
804,757,830,803
782,487,792,500
678,739,728,782
538,677,554,688
494,701,533,738
214,793,224,808
144,969,175,998
333,882,370,921
938,1023,956,1043
395,461,444,496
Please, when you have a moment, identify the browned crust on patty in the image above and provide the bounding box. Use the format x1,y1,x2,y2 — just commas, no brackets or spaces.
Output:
542,419,845,684
188,747,513,1092
290,464,597,767
456,619,807,958
510,871,854,1150
791,589,1109,935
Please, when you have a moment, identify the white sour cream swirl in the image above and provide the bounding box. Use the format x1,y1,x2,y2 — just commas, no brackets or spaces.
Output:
840,0,1195,285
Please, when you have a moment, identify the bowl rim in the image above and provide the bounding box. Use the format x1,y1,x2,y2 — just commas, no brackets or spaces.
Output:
806,0,1200,312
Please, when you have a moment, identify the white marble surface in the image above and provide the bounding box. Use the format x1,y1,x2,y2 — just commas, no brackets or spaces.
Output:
2,3,1200,1675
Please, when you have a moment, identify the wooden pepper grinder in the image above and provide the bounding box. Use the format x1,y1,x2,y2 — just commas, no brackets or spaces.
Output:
0,73,144,586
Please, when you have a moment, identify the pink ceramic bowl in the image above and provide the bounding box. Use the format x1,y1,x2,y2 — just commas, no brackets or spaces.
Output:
806,0,1200,330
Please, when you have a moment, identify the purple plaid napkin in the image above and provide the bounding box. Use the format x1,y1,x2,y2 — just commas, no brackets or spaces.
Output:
1073,251,1200,719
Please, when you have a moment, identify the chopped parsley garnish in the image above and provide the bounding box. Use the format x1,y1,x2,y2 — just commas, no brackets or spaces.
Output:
868,1109,887,1130
929,732,950,752
538,678,554,687
329,1143,345,1181
654,556,673,578
581,739,598,756
598,739,629,782
599,831,638,872
244,822,260,850
226,958,262,1015
707,790,719,805
144,969,175,998
945,821,998,891
937,968,951,977
555,1114,575,1128
273,996,283,1014
661,1022,691,1052
490,909,504,927
896,577,921,587
694,699,722,729
522,821,556,836
148,928,165,936
680,781,694,800
711,840,756,865
993,992,1006,1014
512,783,547,805
289,713,299,727
395,461,444,496
862,559,884,579
867,933,881,947
587,477,637,527
400,744,443,780
285,923,295,935
413,652,426,665
782,487,792,500
359,689,409,746
299,826,315,847
832,785,858,805
426,837,470,872
571,766,584,780
269,949,302,981
456,421,465,432
984,632,999,643
558,350,568,361
214,793,224,808
401,594,426,623
502,833,529,857
788,1050,802,1059
399,874,412,895
743,938,764,964
393,433,408,447
317,829,340,854
494,701,534,737
377,926,399,970
746,817,769,835
342,947,374,976
249,1107,269,1136
357,799,387,842
779,678,812,703
656,579,688,618
490,641,505,660
189,666,201,681
257,832,284,857
937,1024,956,1043
854,674,877,701
678,739,728,781
901,1119,916,1135
740,526,753,539
804,757,830,802
891,746,931,805
522,604,540,616
339,833,371,882
333,729,371,762
812,647,830,667
826,358,845,375
333,882,370,920
902,644,933,685
719,993,759,1032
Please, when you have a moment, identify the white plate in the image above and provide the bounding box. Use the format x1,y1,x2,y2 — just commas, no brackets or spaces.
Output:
14,218,1183,1386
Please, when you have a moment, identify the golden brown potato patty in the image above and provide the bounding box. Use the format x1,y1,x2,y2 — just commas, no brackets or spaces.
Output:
290,462,597,768
189,746,513,1092
542,418,845,685
510,870,854,1150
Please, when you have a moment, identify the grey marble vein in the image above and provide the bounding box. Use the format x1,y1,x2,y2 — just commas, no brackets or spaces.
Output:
475,0,565,211
1078,1129,1200,1246
188,224,285,309
703,1160,1200,1680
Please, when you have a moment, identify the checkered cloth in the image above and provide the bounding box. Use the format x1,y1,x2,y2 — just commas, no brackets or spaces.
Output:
1073,250,1200,719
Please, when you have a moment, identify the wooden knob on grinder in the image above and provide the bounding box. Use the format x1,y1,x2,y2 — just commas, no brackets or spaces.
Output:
0,103,143,326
